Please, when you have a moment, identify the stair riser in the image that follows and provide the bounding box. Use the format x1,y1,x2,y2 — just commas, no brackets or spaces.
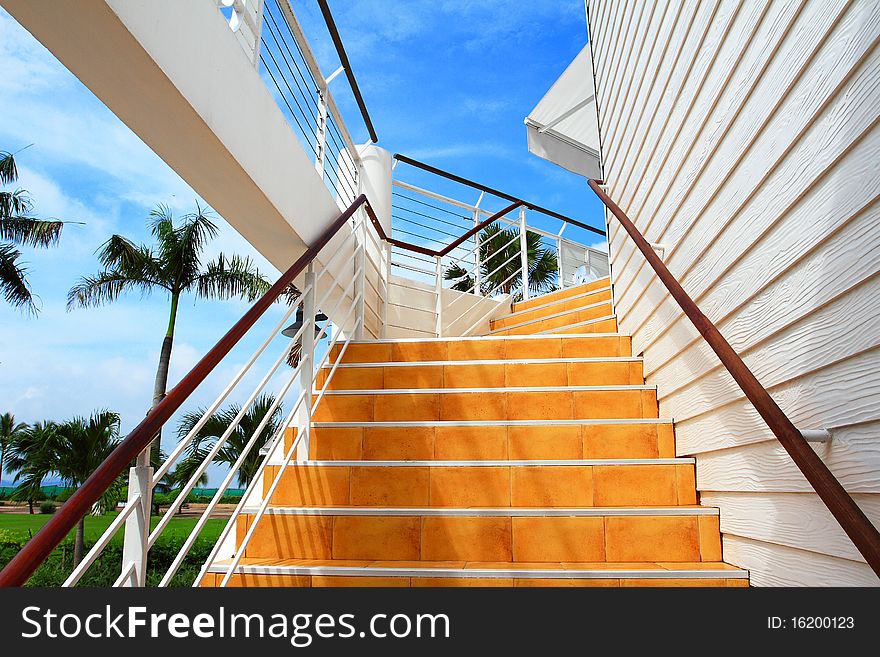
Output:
330,336,631,364
491,289,612,329
545,318,620,335
512,278,611,313
313,390,658,422
294,424,676,460
236,514,721,563
263,463,697,507
318,361,644,390
491,302,613,336
202,573,747,588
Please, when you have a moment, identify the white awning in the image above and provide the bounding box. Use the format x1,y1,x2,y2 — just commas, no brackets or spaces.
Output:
525,45,601,179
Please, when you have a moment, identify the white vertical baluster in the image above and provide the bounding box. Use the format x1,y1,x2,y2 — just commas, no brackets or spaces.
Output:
435,255,443,337
472,209,482,296
557,237,565,290
314,92,328,178
120,450,153,587
519,207,530,301
298,263,316,461
354,216,366,340
381,242,390,338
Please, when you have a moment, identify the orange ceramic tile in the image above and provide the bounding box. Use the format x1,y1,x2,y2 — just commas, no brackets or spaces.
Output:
243,514,333,559
657,424,676,457
627,361,645,385
621,578,730,587
429,466,511,507
447,339,506,361
505,362,567,387
222,573,311,587
508,425,582,460
332,516,421,561
572,390,641,419
555,318,617,334
383,365,444,389
512,517,605,562
362,426,435,460
576,303,614,324
421,517,512,561
391,341,448,362
313,394,374,422
566,361,629,386
503,338,562,359
411,577,514,587
268,465,351,506
507,391,573,420
311,576,410,587
439,392,506,421
698,515,723,561
325,367,384,390
514,578,619,587
433,425,508,460
511,465,593,507
605,516,701,562
443,363,506,388
374,393,440,421
283,426,298,452
640,389,659,417
592,465,678,506
335,342,392,364
676,464,697,504
350,466,430,506
310,427,363,460
561,288,612,311
560,336,623,358
582,424,660,459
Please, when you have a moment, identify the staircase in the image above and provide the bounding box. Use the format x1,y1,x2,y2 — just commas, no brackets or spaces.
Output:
202,277,749,587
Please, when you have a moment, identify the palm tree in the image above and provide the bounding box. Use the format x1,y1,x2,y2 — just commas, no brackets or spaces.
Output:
174,394,283,489
0,412,28,483
68,206,272,463
51,411,125,566
444,222,557,301
7,420,57,515
1,149,64,313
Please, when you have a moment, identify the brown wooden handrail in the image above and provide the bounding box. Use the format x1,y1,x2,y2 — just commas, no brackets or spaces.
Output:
0,195,369,587
365,200,523,259
588,179,880,576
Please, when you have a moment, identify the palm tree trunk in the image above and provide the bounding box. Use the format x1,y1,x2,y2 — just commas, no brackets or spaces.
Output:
74,516,85,567
150,292,179,464
28,498,34,514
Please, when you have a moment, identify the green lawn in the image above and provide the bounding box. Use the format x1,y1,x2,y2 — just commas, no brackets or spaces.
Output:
0,511,225,545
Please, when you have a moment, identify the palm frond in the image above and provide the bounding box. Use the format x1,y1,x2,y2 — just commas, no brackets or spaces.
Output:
0,189,32,220
67,271,158,309
192,253,271,302
0,243,36,313
0,216,63,247
0,151,17,185
168,205,219,286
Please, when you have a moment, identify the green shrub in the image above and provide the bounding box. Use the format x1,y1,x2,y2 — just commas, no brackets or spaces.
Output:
39,501,56,514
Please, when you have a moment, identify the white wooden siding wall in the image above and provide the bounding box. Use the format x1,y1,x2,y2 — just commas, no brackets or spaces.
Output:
588,0,880,586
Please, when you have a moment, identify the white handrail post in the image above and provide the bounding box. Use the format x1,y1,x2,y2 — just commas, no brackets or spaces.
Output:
381,242,390,338
298,263,316,461
519,207,530,301
120,449,153,587
557,236,565,290
354,216,366,340
314,91,328,178
472,209,482,296
434,255,443,337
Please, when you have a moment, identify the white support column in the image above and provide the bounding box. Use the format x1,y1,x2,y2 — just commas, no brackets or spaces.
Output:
472,209,482,296
297,264,316,461
314,92,328,178
120,449,153,587
519,207,530,301
557,236,565,289
434,255,443,337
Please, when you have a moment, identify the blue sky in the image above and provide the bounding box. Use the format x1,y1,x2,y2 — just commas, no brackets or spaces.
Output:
0,1,601,485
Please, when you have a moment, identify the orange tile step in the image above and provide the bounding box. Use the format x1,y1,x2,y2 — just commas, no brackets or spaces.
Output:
329,334,632,364
261,460,697,508
295,420,676,460
488,301,614,336
312,386,659,422
233,508,722,563
316,357,644,390
201,559,748,587
490,286,612,329
511,277,611,313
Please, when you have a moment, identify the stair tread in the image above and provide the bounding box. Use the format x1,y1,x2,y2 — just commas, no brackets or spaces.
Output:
287,458,693,466
496,285,612,321
322,357,642,367
250,506,718,516
208,558,747,578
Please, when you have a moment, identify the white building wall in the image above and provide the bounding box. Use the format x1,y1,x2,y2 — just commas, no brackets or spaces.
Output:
588,0,880,585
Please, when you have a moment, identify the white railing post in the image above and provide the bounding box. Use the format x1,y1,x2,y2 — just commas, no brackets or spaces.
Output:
557,236,565,290
435,255,443,337
472,209,482,296
381,242,390,338
297,263,316,461
519,207,530,301
314,92,328,178
354,216,366,340
120,449,152,587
